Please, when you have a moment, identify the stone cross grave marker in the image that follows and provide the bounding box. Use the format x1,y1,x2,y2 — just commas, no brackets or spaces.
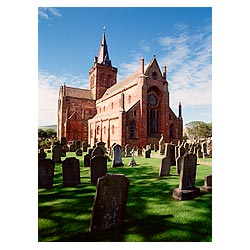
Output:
38,159,55,188
112,144,124,167
62,157,80,186
173,152,200,200
90,155,107,185
89,174,130,232
128,148,136,167
159,157,171,177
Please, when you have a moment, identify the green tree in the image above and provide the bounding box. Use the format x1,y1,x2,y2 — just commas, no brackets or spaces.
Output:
185,121,212,139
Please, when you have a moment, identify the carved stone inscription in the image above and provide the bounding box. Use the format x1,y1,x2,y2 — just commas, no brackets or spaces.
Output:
89,174,130,232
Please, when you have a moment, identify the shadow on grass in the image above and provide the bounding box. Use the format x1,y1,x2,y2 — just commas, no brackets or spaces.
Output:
39,159,212,242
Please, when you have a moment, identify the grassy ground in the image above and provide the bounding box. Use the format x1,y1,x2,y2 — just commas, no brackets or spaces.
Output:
38,151,212,242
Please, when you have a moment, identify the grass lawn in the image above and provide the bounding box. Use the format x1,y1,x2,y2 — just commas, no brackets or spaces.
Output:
38,151,212,242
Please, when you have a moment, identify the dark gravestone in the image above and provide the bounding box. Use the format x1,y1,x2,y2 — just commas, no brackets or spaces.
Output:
137,148,142,157
145,149,151,158
62,157,80,186
69,144,75,152
176,156,182,175
89,174,130,232
38,148,46,161
75,149,83,156
173,153,200,200
75,140,82,150
88,148,93,155
38,159,55,188
125,144,132,157
159,157,171,177
165,143,176,166
84,153,91,167
200,175,212,193
62,145,69,152
90,155,107,185
91,146,105,157
112,144,124,167
52,144,62,163
82,143,88,152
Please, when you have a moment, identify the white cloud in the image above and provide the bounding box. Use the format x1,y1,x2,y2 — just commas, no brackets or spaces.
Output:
38,8,62,21
158,22,212,109
38,70,89,126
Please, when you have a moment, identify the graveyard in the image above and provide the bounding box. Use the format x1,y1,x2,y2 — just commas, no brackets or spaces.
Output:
38,146,212,242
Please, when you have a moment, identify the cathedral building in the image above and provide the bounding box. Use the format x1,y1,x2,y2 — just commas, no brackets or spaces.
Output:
57,32,183,148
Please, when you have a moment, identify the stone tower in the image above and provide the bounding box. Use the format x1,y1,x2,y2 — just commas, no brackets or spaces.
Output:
89,32,118,100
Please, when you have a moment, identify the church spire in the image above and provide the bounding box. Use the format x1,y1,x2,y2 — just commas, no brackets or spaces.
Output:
97,32,112,66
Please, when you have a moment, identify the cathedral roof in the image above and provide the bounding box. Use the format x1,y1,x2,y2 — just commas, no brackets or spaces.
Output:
65,86,93,100
99,62,150,101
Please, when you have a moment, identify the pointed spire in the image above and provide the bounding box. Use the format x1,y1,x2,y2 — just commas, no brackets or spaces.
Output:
97,32,112,66
178,101,182,118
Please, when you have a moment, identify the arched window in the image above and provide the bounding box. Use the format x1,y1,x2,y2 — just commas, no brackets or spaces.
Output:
130,121,136,138
147,92,159,135
96,126,100,135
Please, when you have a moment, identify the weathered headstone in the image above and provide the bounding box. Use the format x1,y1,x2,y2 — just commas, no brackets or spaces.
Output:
200,175,212,193
125,144,132,157
69,144,75,152
165,143,176,165
173,153,200,200
62,157,80,186
38,148,47,161
90,155,107,185
159,157,171,176
52,144,62,163
84,153,91,167
75,149,83,156
175,156,182,174
145,149,151,158
128,148,136,167
159,134,165,155
112,144,124,167
89,174,130,232
91,145,105,157
137,148,142,157
38,159,55,188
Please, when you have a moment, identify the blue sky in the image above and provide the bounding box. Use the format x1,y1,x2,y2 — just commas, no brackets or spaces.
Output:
38,7,212,126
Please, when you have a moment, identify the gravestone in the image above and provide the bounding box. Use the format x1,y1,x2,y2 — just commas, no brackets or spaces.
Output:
88,148,93,155
52,144,62,163
173,153,200,200
179,145,186,157
128,148,136,167
137,148,142,157
90,155,107,185
125,144,132,157
112,144,124,167
82,142,88,152
84,153,91,167
159,134,165,155
75,149,83,156
38,148,46,161
89,174,130,232
200,175,212,193
145,149,151,158
184,142,190,152
61,137,67,146
38,159,55,188
202,142,207,158
165,143,176,166
91,145,105,157
62,157,80,186
96,141,106,153
69,144,75,152
175,156,182,175
197,149,203,158
75,140,82,150
159,157,171,177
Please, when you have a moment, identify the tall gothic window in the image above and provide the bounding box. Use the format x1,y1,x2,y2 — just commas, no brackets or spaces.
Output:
147,92,159,135
130,121,136,138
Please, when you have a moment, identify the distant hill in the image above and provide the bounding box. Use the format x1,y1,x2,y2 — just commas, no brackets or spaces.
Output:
39,125,57,131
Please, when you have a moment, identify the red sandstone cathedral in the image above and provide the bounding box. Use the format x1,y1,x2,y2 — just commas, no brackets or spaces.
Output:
57,33,183,148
